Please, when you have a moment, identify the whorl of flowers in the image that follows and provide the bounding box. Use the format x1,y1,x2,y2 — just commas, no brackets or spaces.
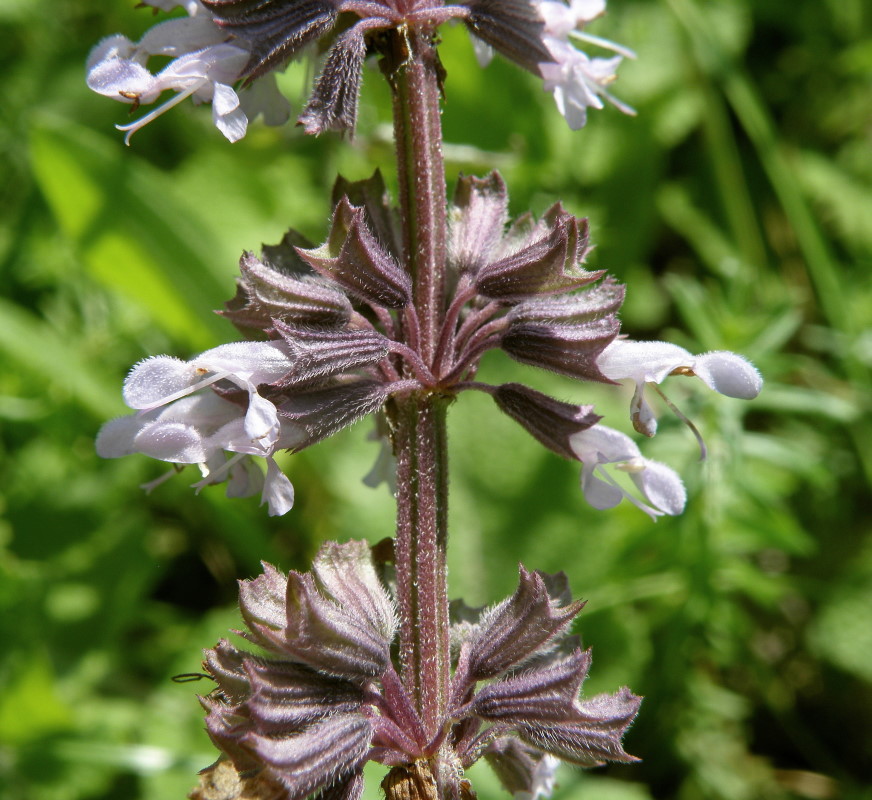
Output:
98,170,760,519
190,540,640,800
87,0,635,141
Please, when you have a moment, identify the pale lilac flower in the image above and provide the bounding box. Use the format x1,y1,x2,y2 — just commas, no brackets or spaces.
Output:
536,0,636,129
97,341,300,515
146,0,207,15
88,36,248,143
122,341,295,447
569,424,687,519
598,339,763,436
538,0,607,39
86,0,289,143
96,391,302,515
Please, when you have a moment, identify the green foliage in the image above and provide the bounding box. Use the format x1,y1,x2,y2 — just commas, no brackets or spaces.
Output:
1,1,871,798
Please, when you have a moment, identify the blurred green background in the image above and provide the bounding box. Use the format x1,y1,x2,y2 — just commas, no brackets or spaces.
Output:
2,1,871,798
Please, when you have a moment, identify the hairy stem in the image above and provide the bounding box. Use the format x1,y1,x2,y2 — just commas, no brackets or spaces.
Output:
382,26,451,742
386,27,448,365
392,394,450,739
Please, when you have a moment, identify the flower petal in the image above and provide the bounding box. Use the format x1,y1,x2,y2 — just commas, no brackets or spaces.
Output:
123,355,205,410
138,16,225,57
263,457,295,516
692,351,763,399
212,82,249,142
579,464,625,510
570,425,686,518
243,390,280,446
87,55,160,103
134,420,210,462
626,459,686,515
597,339,693,385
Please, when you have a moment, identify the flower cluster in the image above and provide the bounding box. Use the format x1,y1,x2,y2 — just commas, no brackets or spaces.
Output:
96,341,301,515
191,540,640,800
86,0,290,143
536,0,636,128
88,0,633,141
98,170,760,519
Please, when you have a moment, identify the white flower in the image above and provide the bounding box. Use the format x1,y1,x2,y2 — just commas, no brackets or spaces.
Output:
96,341,301,515
96,392,302,516
122,341,295,447
598,339,763,436
569,424,687,519
142,0,206,15
86,0,289,143
538,0,607,38
88,30,249,143
536,0,636,129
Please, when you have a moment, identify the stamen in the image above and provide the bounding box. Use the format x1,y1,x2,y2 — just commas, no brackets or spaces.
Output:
193,452,247,489
135,369,232,412
570,30,638,60
116,80,206,145
599,86,637,116
615,457,646,474
652,384,708,461
593,463,663,518
140,465,183,493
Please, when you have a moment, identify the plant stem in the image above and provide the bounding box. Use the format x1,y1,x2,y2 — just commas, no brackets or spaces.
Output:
387,27,448,365
392,394,450,739
382,27,451,741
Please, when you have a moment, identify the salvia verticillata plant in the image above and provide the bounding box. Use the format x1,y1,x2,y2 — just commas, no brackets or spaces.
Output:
89,1,762,799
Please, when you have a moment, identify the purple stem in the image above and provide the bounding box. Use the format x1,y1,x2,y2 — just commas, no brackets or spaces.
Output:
387,341,438,386
433,276,476,378
392,394,450,740
383,26,451,743
453,299,502,352
389,28,447,365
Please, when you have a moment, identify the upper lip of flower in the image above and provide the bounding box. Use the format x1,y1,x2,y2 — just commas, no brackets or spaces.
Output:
596,339,763,436
121,341,296,446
